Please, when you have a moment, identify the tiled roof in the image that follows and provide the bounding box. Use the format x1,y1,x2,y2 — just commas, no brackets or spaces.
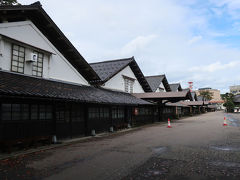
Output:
169,83,182,92
209,100,224,103
145,75,171,92
180,101,209,106
145,75,164,92
166,102,189,107
132,91,193,102
0,2,100,84
90,57,133,82
90,57,152,92
0,71,151,106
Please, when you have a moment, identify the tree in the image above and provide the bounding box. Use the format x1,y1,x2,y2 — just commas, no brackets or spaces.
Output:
199,90,213,101
0,0,20,5
222,93,235,112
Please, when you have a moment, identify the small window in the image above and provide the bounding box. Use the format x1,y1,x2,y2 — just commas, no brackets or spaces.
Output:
31,105,38,120
46,105,53,120
32,51,44,77
99,107,109,118
88,107,99,119
11,44,25,73
72,106,84,122
124,78,129,92
112,107,124,119
1,103,52,122
129,81,133,93
12,104,21,121
124,78,134,93
104,108,109,118
99,108,104,118
118,108,124,118
39,105,46,120
22,104,29,120
138,108,145,115
112,107,118,119
1,104,12,121
56,105,65,122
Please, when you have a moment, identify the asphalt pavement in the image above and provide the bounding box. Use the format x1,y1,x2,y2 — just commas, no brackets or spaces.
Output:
1,111,240,180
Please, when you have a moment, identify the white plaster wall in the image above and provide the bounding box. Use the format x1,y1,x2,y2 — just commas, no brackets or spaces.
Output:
155,83,165,92
0,39,10,71
0,21,89,85
160,83,165,91
103,65,144,93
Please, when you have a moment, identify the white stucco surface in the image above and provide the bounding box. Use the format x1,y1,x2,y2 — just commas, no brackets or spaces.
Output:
155,82,166,92
0,21,89,85
103,65,144,93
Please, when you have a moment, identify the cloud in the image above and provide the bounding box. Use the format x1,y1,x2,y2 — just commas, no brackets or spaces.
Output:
211,7,224,16
189,61,240,72
121,35,158,56
207,31,226,37
187,35,202,45
210,0,240,19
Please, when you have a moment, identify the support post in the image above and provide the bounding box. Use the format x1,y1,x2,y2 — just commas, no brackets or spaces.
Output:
84,104,89,136
52,102,57,143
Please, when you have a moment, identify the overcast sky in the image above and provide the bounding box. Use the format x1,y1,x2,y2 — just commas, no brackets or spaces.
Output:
19,0,240,92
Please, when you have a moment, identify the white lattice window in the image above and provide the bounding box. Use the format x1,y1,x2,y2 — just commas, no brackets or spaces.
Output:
32,51,44,77
124,77,134,93
11,44,25,73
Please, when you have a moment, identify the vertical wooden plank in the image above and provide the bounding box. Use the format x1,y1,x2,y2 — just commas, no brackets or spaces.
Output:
52,102,57,137
124,106,127,125
0,101,2,124
109,106,113,127
158,101,163,122
84,103,88,136
70,102,73,139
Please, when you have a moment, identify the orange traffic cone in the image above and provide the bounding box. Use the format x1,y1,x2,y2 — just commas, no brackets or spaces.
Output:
223,117,228,126
167,118,172,128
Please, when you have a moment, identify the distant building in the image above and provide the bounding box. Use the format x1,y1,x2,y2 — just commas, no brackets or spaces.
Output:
196,88,224,110
233,95,240,113
195,88,222,101
230,85,240,95
234,95,240,104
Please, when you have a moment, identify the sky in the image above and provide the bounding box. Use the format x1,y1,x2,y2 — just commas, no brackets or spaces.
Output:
19,0,240,93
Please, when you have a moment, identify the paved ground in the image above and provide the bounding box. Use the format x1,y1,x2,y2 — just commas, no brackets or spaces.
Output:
1,111,240,180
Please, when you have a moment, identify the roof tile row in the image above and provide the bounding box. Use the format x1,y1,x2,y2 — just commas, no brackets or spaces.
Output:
0,71,151,106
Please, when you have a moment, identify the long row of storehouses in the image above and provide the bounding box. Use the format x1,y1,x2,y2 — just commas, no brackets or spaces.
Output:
0,2,214,148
